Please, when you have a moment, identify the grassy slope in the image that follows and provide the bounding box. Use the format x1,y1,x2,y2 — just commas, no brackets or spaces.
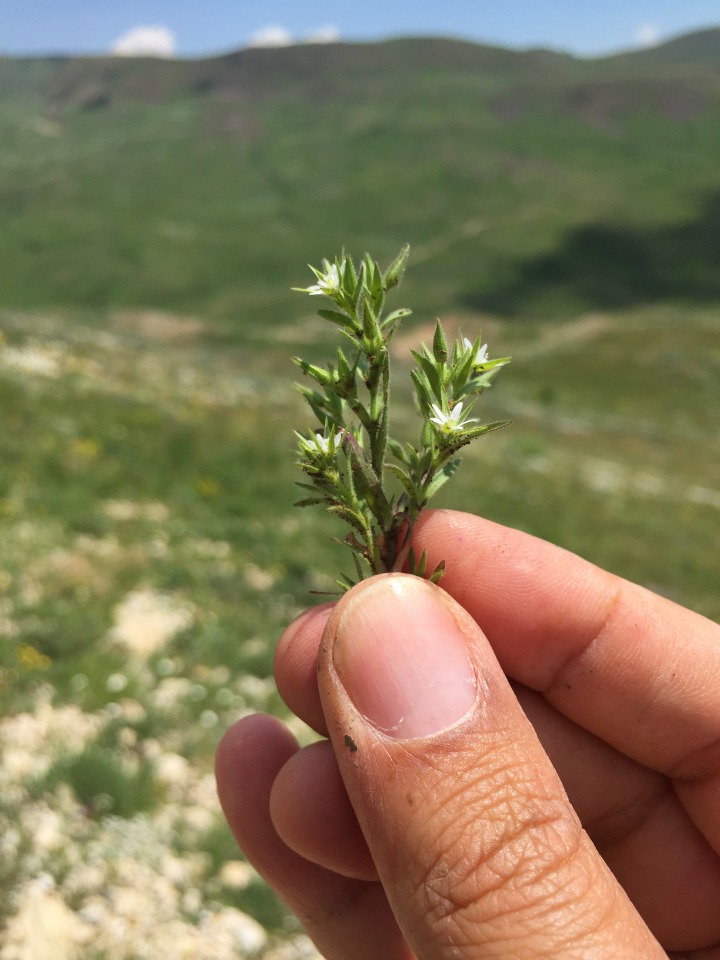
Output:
0,31,719,323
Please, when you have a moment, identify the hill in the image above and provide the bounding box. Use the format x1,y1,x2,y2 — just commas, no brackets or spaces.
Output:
0,30,719,323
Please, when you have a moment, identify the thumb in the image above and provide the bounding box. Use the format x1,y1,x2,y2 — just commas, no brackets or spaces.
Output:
318,573,664,960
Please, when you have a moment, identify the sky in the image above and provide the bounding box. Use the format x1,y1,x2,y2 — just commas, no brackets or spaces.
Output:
0,0,718,60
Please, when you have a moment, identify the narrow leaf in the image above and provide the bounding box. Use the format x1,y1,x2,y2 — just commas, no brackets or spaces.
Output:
317,309,358,331
293,357,333,386
424,458,462,501
381,307,412,328
383,244,410,290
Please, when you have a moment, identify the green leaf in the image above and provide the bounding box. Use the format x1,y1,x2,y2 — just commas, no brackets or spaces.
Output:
386,463,415,498
411,349,442,401
459,419,511,441
317,309,358,332
293,357,333,386
327,504,369,537
452,339,477,388
383,244,410,290
386,438,409,463
365,253,385,315
424,458,462,501
337,572,359,592
381,307,412,329
293,497,327,508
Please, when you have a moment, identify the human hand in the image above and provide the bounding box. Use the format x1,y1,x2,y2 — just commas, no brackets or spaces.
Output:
216,510,720,959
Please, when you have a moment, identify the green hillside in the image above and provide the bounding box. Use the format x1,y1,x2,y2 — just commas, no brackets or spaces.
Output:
1,31,719,958
1,30,719,322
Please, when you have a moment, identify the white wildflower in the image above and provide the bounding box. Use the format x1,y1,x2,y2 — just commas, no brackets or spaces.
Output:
296,261,343,296
463,337,489,365
313,429,344,454
298,428,344,457
307,260,342,297
429,401,477,433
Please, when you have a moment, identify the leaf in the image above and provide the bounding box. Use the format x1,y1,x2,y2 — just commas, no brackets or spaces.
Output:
386,438,409,464
429,560,446,584
327,504,369,537
293,357,333,386
459,419,512,441
293,497,327,508
317,309,357,332
381,307,412,328
383,244,410,290
386,463,415,498
337,572,359,592
365,253,385,315
411,348,443,400
424,458,462,501
410,366,433,409
407,547,427,578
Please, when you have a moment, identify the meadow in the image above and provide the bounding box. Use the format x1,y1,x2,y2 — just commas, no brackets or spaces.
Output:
0,30,719,959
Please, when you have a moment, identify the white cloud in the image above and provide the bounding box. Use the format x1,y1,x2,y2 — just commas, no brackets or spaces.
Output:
110,25,177,58
636,22,661,48
247,25,294,48
303,25,341,45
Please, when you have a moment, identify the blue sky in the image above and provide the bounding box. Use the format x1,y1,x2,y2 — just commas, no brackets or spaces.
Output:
0,0,718,59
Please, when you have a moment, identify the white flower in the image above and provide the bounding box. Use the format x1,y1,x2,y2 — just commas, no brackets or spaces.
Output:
429,402,476,433
463,337,489,365
298,429,344,457
313,429,344,454
304,262,342,296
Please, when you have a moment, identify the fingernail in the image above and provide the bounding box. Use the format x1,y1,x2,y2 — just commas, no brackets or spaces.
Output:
333,576,477,739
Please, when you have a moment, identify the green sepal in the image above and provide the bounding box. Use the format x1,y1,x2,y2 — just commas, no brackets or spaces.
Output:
429,560,446,584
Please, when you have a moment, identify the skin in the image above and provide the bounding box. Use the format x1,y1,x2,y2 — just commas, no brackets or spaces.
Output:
216,510,720,959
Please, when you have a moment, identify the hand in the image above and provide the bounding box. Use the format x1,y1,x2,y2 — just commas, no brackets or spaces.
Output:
216,510,720,959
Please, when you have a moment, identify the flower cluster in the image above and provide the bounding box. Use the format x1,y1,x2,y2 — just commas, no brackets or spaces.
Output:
293,247,510,589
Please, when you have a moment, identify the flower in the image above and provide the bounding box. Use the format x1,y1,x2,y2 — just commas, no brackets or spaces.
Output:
298,429,345,457
429,402,476,434
463,337,489,366
297,262,342,296
314,429,344,454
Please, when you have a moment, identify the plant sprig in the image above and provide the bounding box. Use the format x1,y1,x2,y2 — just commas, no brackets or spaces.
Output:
293,246,510,591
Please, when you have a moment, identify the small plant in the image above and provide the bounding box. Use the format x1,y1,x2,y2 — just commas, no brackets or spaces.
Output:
293,246,510,590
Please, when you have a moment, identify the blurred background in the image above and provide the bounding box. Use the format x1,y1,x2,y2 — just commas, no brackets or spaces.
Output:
1,2,719,958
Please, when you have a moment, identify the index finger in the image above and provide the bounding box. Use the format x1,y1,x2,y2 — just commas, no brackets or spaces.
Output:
413,510,720,850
